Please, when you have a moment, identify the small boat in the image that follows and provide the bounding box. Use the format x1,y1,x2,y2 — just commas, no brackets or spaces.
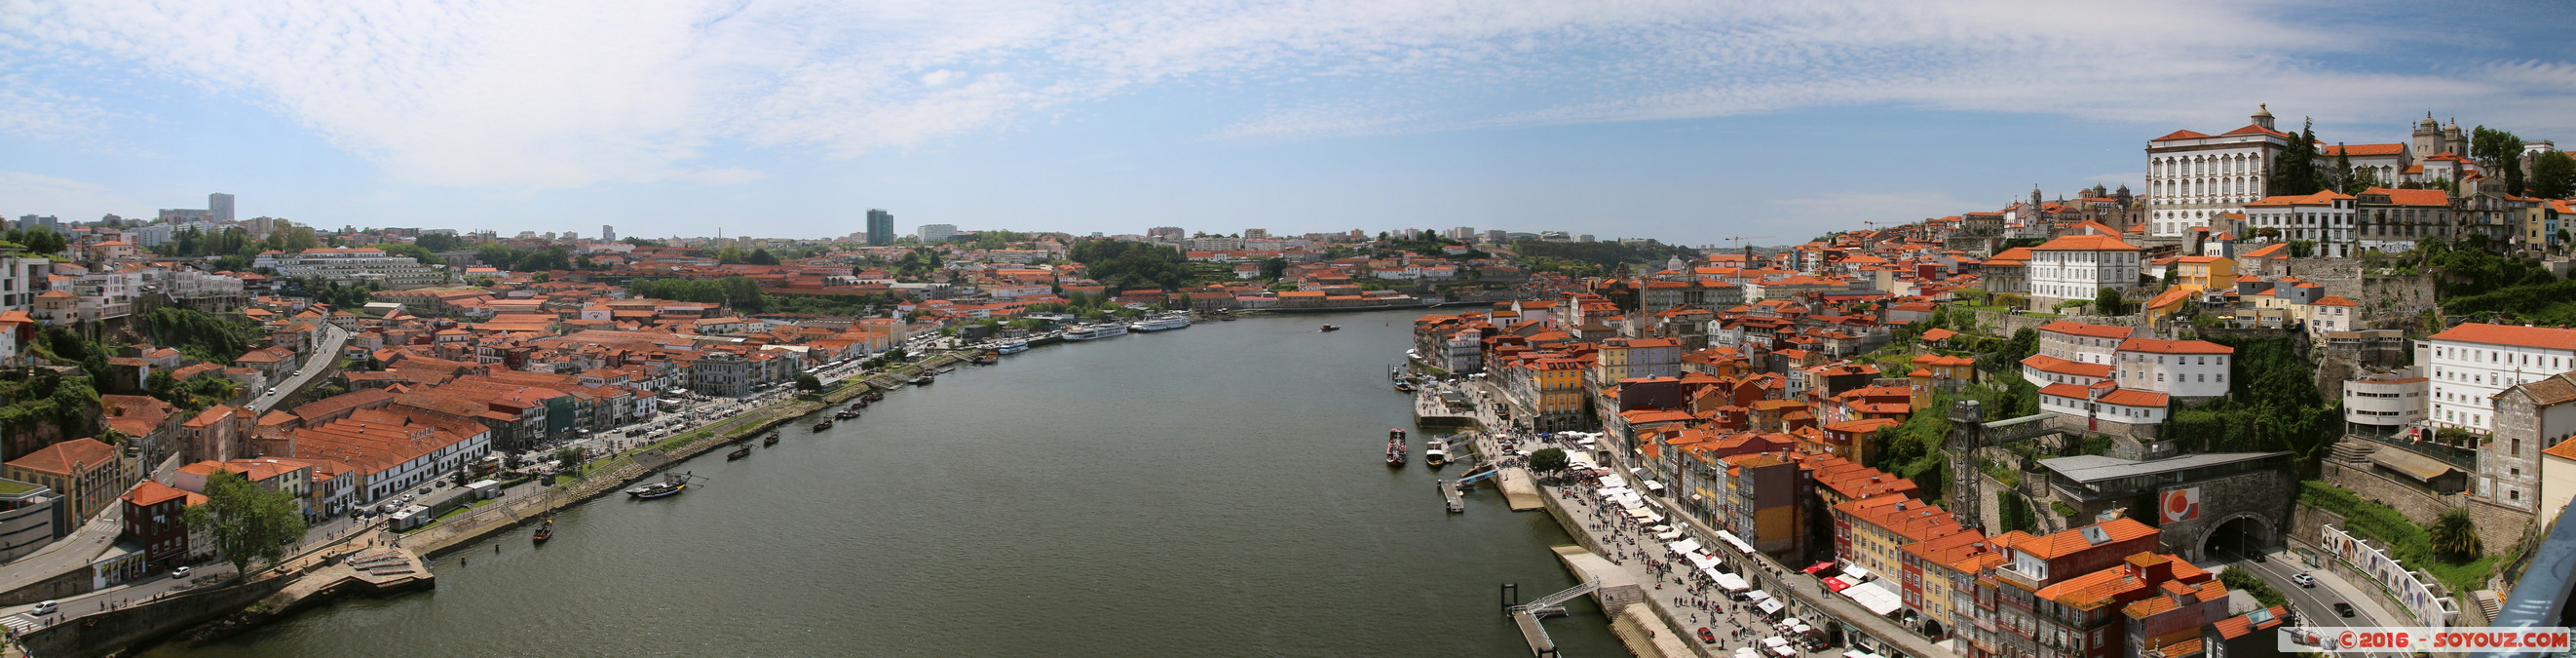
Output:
763,433,779,447
835,409,859,419
627,472,693,499
812,419,834,432
1424,441,1450,468
912,373,935,386
862,390,885,402
1320,325,1341,332
1394,381,1416,393
970,351,1000,365
1384,438,1408,467
727,445,752,460
533,518,553,543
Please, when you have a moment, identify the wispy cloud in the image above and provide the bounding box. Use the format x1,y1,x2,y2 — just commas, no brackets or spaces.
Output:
1,0,2567,190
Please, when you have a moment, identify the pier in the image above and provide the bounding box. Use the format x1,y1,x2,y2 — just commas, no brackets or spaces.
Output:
1440,480,1464,513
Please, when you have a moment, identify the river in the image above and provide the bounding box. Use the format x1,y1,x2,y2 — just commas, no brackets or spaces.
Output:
145,311,1621,657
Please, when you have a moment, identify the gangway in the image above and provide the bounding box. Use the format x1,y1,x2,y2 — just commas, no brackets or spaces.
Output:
1509,578,1600,617
1500,578,1598,657
1454,464,1501,486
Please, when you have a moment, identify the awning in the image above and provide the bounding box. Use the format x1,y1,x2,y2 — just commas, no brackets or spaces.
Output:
1599,475,1629,489
2366,447,2458,483
1643,480,1666,491
1714,572,1751,592
1762,637,1790,648
1757,599,1785,615
1656,529,1685,541
1771,644,1796,657
1823,577,1850,592
1838,580,1904,616
1628,509,1665,523
1686,551,1721,570
1716,530,1757,555
1669,538,1703,555
1801,561,1836,574
1839,564,1873,583
1736,648,1761,658
1745,589,1772,601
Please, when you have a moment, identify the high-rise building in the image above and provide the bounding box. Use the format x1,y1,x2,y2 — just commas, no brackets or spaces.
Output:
1447,226,1476,241
16,215,57,233
1242,228,1268,240
208,193,235,223
601,225,617,243
1484,229,1507,244
1146,226,1184,240
864,210,894,246
918,224,959,243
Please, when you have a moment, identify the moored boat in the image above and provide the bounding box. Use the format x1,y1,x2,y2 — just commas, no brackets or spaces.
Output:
1394,381,1415,393
1424,440,1450,468
994,339,1029,355
627,472,693,499
533,518,553,543
1384,437,1408,467
763,432,779,447
812,419,834,432
835,409,859,419
1321,324,1341,332
862,389,886,402
1129,313,1192,332
912,373,935,386
1063,323,1130,341
727,444,752,460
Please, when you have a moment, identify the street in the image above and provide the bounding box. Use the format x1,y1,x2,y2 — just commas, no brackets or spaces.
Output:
246,324,352,413
2220,548,2412,658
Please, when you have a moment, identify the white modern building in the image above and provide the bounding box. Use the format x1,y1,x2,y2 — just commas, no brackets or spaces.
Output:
917,224,959,243
254,247,450,290
2025,234,2141,309
2423,323,2576,432
2145,105,2293,238
2343,372,2429,433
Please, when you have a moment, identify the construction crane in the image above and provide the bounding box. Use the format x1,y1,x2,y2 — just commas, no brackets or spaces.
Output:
1721,235,1774,267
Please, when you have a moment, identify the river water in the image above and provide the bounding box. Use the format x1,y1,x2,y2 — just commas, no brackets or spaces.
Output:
146,311,1620,657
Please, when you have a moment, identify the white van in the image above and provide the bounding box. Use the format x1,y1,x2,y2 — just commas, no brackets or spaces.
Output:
29,600,57,616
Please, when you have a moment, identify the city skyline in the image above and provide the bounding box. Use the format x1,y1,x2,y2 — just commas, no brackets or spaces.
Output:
4,1,2572,244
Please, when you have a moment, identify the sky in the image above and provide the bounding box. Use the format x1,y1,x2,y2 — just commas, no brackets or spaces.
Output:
2,0,2572,246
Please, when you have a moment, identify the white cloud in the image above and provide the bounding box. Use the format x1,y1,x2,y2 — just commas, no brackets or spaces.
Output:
0,171,147,219
0,0,2567,189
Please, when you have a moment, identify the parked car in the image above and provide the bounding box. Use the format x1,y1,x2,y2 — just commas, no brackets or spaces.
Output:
2333,602,2356,617
2292,573,2315,588
171,566,191,579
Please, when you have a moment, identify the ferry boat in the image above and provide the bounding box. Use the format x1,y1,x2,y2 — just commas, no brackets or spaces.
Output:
1384,437,1408,467
994,339,1029,355
1129,313,1192,332
533,518,553,543
626,472,693,499
1063,323,1130,341
812,419,834,432
1423,441,1450,468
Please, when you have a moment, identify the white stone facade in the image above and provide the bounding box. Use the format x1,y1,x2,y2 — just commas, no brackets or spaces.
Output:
2422,324,2576,432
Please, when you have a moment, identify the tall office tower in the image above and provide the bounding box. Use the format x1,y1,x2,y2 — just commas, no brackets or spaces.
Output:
866,209,894,246
208,193,235,223
602,225,618,243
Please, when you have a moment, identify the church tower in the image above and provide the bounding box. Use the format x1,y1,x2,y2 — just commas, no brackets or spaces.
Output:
2412,113,2443,159
2443,118,2469,156
2251,103,2276,131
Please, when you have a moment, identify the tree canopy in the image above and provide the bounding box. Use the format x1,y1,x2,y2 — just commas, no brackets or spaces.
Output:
1069,239,1190,291
183,469,309,576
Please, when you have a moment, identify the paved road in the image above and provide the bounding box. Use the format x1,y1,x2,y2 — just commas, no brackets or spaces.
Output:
247,324,352,413
0,561,239,636
2223,549,2409,658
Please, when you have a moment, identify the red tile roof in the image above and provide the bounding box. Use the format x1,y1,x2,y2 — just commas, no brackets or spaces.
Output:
2031,234,2140,252
6,438,118,476
2117,338,2232,354
2428,323,2576,351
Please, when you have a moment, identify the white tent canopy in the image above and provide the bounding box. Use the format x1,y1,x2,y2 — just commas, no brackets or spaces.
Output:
1686,551,1721,570
1839,564,1874,583
1714,571,1751,592
1757,599,1785,615
1599,475,1629,490
1838,580,1904,616
1715,530,1757,554
1668,538,1702,555
1744,589,1772,601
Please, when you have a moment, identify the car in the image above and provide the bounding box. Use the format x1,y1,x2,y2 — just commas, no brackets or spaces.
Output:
2292,573,2316,588
29,600,56,616
2333,602,2356,617
171,566,191,579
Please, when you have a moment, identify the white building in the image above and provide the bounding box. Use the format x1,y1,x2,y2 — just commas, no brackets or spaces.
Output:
918,224,959,243
2324,143,2413,190
2241,191,2357,258
2344,372,2430,432
2036,321,2137,366
2038,383,2170,427
254,247,450,290
2423,323,2576,432
2112,338,2234,399
2145,105,2293,238
2025,234,2141,309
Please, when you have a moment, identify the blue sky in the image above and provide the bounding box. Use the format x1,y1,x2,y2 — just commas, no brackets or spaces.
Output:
3,0,2572,245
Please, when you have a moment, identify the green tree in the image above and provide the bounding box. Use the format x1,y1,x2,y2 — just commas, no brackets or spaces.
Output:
2430,508,2483,560
2532,151,2576,199
18,228,63,255
2472,127,2526,195
795,374,822,392
415,233,463,252
747,249,779,265
182,470,308,576
2268,118,2323,196
1528,447,1569,474
2092,288,2125,316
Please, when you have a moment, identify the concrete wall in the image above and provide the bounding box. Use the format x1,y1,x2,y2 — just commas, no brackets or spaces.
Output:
2156,467,2296,561
2465,497,2538,563
0,566,94,607
2321,458,2458,525
18,576,292,658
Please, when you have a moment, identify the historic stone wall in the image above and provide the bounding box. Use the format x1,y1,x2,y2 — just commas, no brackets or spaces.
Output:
2269,256,2440,327
2466,497,2538,561
2321,458,2457,525
2155,467,2296,561
18,576,292,658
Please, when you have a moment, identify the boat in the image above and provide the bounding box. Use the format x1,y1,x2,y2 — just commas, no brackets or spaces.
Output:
912,373,935,386
727,445,752,460
1394,381,1416,393
626,472,693,499
763,433,779,447
994,339,1029,355
1320,324,1341,332
1129,313,1192,332
970,350,1000,365
861,389,885,402
1062,323,1130,341
835,409,859,419
812,419,834,432
1384,437,1408,467
1390,428,1407,443
533,518,553,543
1424,441,1450,468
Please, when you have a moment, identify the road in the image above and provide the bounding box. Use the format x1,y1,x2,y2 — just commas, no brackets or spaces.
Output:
2221,548,2410,658
247,324,352,413
0,559,239,636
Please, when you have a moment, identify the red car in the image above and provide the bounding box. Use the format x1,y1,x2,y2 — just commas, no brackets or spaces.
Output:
1697,627,1717,644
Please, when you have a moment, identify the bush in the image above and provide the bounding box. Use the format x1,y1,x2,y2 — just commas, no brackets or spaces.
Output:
1529,447,1568,474
2220,567,2289,608
2300,482,2495,593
